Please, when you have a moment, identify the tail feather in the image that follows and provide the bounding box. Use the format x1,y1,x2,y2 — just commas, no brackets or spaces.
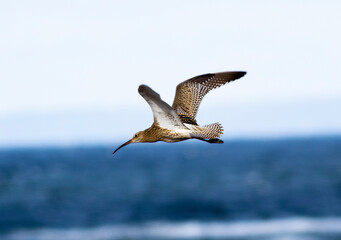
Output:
190,122,224,139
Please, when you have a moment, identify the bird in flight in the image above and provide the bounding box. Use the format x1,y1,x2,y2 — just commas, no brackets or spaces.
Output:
113,71,246,155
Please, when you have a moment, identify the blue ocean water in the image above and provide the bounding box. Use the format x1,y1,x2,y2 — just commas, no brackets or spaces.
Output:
0,136,341,240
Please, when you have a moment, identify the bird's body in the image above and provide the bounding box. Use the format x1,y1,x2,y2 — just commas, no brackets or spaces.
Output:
113,71,246,155
137,122,190,143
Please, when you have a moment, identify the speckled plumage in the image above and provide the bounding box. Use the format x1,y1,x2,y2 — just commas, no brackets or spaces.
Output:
113,71,247,155
172,72,246,125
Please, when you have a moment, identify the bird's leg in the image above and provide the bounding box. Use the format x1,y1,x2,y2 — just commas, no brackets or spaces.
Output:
195,138,224,144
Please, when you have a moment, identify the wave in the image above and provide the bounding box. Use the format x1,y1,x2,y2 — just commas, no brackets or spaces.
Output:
3,217,341,240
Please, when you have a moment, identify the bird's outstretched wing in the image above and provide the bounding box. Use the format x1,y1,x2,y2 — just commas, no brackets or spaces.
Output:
138,84,186,129
172,71,246,125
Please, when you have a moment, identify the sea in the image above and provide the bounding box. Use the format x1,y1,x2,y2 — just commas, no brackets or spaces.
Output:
0,136,341,240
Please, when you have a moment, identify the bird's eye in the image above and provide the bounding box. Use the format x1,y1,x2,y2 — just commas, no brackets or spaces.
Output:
134,134,138,138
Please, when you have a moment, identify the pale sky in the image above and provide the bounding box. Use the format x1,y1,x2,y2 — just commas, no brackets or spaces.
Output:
1,1,341,146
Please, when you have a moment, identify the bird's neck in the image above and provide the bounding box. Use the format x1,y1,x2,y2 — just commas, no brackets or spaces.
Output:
142,123,165,142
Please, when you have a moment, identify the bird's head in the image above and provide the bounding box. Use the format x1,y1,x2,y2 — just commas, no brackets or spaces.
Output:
112,131,145,155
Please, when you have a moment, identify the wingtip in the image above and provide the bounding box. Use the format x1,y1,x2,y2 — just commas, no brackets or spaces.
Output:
138,84,161,99
212,71,247,82
231,71,247,81
237,71,247,78
138,84,148,93
138,84,150,96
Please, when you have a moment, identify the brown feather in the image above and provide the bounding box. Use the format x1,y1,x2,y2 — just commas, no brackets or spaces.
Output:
172,71,246,124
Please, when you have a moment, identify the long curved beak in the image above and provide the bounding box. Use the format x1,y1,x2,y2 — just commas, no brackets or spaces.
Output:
113,139,133,155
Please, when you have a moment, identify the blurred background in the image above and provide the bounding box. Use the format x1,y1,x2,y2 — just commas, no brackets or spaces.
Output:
0,1,341,240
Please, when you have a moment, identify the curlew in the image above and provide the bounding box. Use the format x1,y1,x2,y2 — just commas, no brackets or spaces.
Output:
113,71,247,155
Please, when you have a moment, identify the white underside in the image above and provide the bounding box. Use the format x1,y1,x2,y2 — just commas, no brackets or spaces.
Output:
139,85,188,130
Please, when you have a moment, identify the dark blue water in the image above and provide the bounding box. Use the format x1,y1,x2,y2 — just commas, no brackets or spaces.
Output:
0,136,341,240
